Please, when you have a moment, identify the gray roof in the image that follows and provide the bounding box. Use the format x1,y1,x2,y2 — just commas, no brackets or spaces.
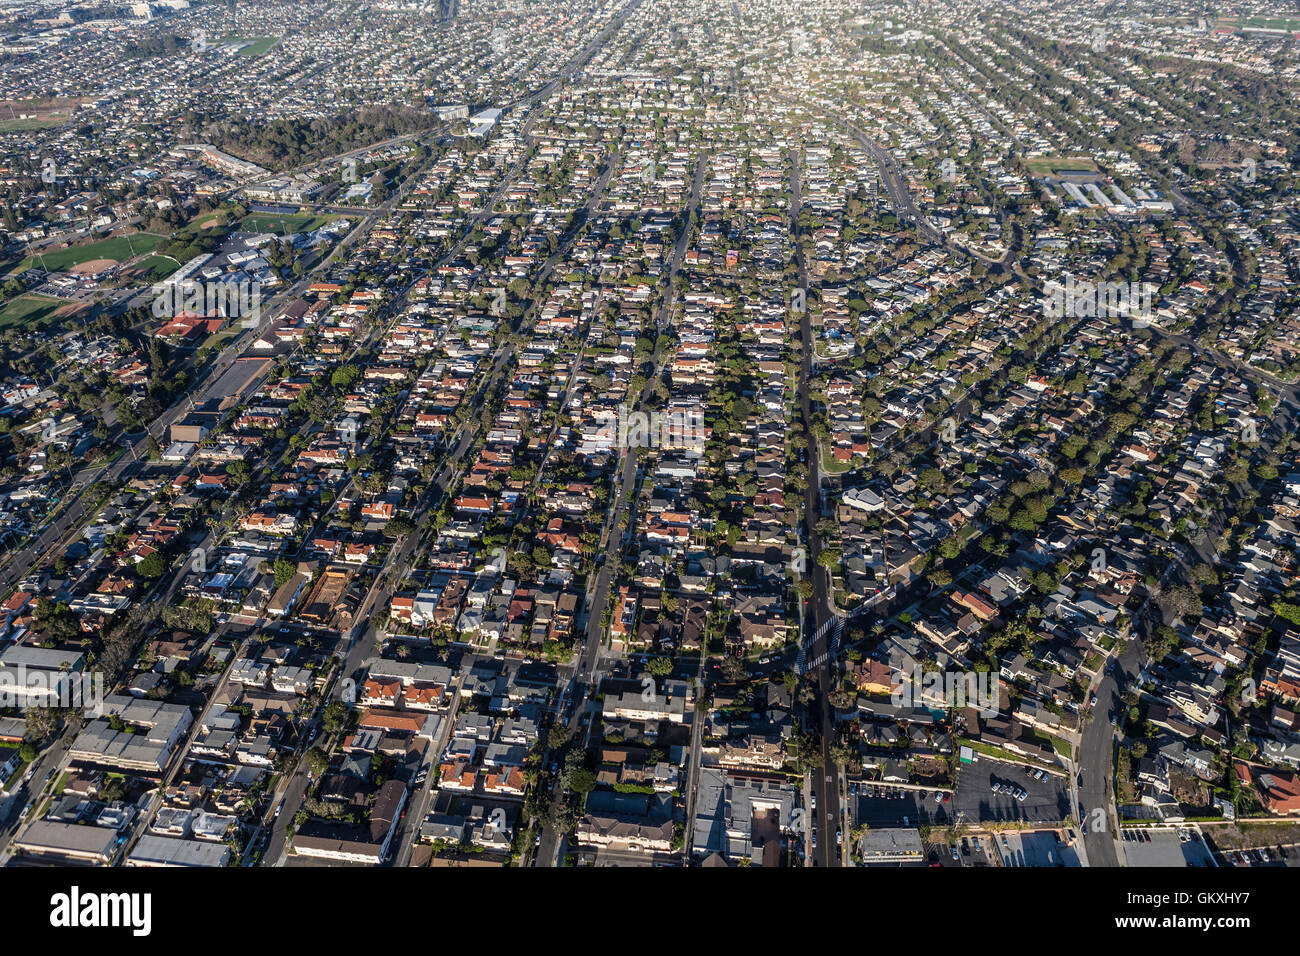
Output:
128,834,232,867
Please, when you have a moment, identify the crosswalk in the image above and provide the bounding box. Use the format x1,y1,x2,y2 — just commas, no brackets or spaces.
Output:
795,614,841,675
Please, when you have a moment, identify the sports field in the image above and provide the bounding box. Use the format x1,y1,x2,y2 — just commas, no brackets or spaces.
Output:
0,116,66,133
219,36,280,56
1221,16,1300,32
0,293,71,329
3,233,164,275
135,255,183,279
239,213,336,235
1023,156,1099,177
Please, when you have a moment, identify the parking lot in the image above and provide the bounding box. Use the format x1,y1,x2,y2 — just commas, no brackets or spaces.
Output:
923,840,961,867
953,758,1071,825
1213,842,1300,868
1120,827,1217,867
999,829,1083,866
850,782,953,828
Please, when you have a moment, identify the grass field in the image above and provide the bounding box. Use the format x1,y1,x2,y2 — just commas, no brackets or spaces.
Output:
1222,16,1300,32
4,232,164,275
219,36,280,56
1023,156,1099,177
0,116,66,133
0,293,67,329
239,213,336,235
137,254,182,279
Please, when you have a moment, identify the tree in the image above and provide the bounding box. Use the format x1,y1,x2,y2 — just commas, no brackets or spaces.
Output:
273,558,298,589
928,569,952,588
322,700,349,735
1166,586,1203,620
721,657,747,682
136,551,170,579
383,517,415,538
647,657,673,677
817,547,842,569
567,768,597,794
304,747,329,776
1272,601,1300,628
25,706,58,743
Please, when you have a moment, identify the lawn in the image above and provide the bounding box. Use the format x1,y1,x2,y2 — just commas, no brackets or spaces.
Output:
220,36,280,56
239,213,336,235
4,232,164,275
137,254,182,279
1223,16,1300,32
0,116,66,133
820,444,855,475
0,293,67,329
1023,156,1099,177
